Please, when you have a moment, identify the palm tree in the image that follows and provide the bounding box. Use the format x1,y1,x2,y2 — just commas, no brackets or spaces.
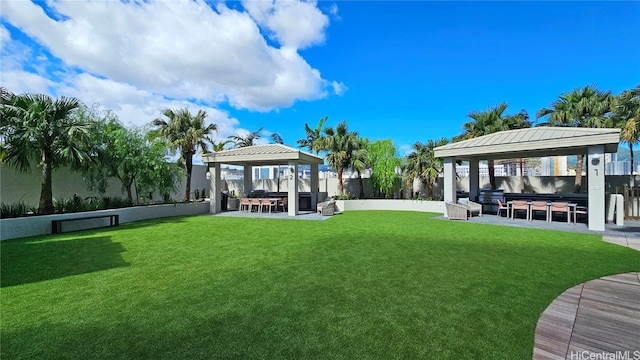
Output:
229,128,262,148
0,89,90,214
314,120,358,195
210,139,234,152
349,137,369,198
612,85,640,176
405,138,449,199
458,103,530,189
297,116,327,154
270,133,284,144
152,108,217,201
537,86,613,192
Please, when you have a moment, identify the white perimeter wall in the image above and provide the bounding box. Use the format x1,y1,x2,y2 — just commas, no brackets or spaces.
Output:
0,202,209,241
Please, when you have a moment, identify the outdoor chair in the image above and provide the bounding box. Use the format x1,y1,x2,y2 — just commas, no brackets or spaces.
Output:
511,200,529,220
278,197,288,212
446,202,470,220
496,199,510,218
529,201,549,222
457,198,482,217
573,206,588,223
261,198,277,213
250,198,261,213
550,202,570,223
317,199,336,216
239,198,251,213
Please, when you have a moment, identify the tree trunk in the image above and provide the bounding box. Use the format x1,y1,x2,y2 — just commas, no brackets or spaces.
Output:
184,152,193,201
519,159,525,193
337,167,344,195
358,172,365,199
126,185,133,206
39,150,54,214
488,160,496,190
630,143,635,186
574,154,584,193
427,180,434,199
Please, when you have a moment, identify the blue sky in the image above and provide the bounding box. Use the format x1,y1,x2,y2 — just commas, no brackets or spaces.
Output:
1,1,639,156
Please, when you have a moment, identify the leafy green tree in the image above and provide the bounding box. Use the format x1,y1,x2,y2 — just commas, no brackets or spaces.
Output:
79,107,181,204
367,139,402,199
612,85,640,176
458,103,531,190
405,138,449,199
314,120,359,195
537,86,612,192
0,89,90,214
152,108,217,201
297,116,327,154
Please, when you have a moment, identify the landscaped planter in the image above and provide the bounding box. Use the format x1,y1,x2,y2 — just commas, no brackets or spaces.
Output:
335,199,445,214
0,202,209,241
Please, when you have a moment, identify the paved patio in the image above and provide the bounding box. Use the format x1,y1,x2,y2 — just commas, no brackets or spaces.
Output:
212,209,334,221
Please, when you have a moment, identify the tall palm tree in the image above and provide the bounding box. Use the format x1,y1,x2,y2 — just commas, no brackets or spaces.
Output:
210,139,234,152
458,103,530,189
152,108,217,201
612,85,640,176
297,116,327,154
405,138,449,199
537,86,613,192
349,137,369,198
314,120,358,195
229,128,262,148
0,89,90,214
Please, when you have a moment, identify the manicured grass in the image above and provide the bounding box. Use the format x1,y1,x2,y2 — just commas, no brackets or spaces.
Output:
2,211,639,359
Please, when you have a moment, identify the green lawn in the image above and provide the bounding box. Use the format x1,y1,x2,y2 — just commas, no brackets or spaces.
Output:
2,211,639,359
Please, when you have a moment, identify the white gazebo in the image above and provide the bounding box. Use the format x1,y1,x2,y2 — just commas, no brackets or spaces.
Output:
201,144,324,216
434,127,621,231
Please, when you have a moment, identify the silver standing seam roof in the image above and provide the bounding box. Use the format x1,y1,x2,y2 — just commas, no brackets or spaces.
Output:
201,144,324,166
434,127,621,160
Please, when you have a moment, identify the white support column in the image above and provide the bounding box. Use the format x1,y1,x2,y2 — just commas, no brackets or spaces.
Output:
243,166,252,197
310,163,319,209
443,157,456,217
468,158,479,202
587,146,605,231
288,161,299,216
209,163,222,214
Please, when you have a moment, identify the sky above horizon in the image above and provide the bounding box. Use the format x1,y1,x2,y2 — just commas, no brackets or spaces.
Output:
2,1,639,158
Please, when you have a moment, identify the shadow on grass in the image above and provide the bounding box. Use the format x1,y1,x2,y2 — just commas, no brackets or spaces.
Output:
1,236,128,288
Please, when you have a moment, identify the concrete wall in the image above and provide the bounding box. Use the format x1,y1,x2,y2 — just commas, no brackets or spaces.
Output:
0,164,210,206
0,202,209,241
334,199,445,214
3,163,637,206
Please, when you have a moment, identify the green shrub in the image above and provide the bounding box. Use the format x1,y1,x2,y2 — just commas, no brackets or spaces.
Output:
0,201,37,218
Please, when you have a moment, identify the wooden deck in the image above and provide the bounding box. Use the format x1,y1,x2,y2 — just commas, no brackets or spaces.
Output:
533,272,640,359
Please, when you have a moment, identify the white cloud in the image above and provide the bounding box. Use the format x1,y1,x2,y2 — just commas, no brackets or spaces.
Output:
331,81,347,96
243,0,329,49
1,0,339,112
0,25,9,45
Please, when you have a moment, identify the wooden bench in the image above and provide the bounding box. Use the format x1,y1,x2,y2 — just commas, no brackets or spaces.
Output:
52,214,119,234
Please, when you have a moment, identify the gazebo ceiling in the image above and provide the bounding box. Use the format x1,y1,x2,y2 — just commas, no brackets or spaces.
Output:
434,127,621,160
202,144,324,166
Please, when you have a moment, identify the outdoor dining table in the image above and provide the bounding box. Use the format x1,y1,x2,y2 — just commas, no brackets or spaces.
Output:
506,201,578,223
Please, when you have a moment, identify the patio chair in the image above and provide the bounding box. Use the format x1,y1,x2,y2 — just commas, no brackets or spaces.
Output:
446,202,469,220
278,197,288,212
549,202,570,223
261,198,277,214
317,199,336,216
457,198,482,217
511,200,529,220
573,206,588,223
529,201,549,222
239,197,251,213
496,199,510,218
250,198,261,213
